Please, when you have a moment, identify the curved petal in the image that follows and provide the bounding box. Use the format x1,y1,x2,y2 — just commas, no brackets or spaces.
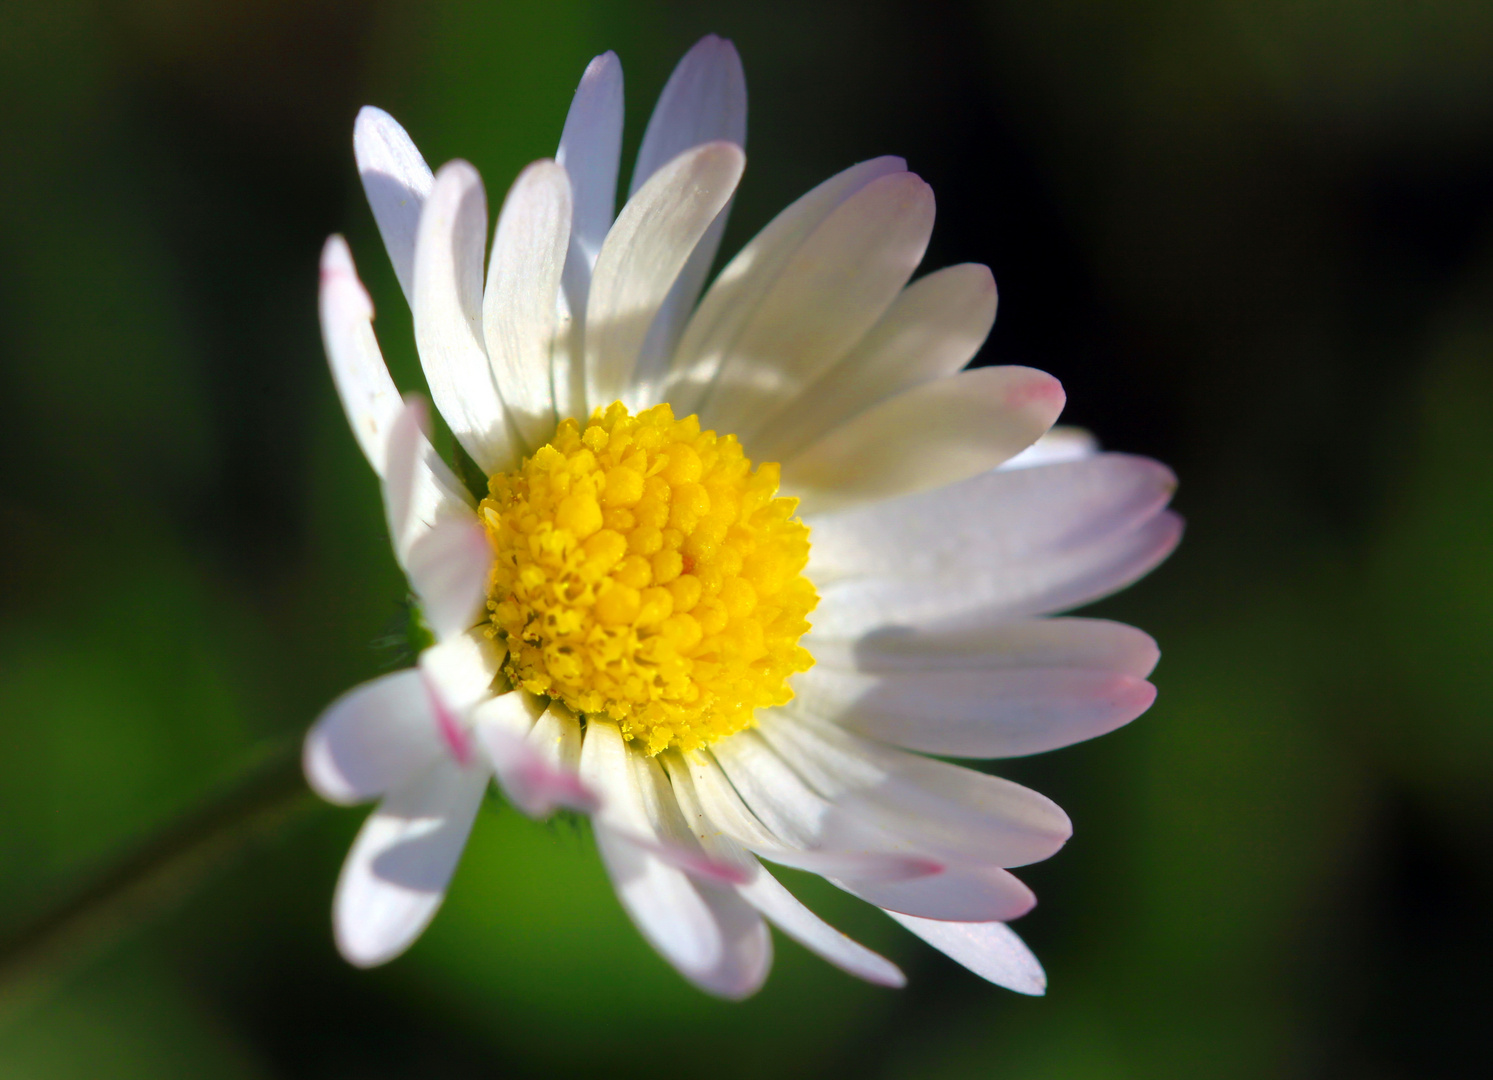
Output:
556,51,624,293
482,159,570,451
786,666,1156,758
887,914,1047,995
807,454,1181,634
812,617,1160,679
380,398,475,578
665,155,908,415
332,760,487,967
695,170,936,441
840,862,1035,923
354,106,434,305
579,720,768,997
413,160,517,474
628,34,748,398
403,516,492,641
474,693,598,817
781,366,1065,514
584,141,745,410
553,52,625,423
750,262,997,463
663,755,905,987
999,426,1099,470
304,669,443,806
319,235,402,476
757,715,1072,869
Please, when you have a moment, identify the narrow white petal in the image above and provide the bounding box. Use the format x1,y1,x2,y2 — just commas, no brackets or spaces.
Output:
354,106,434,305
663,755,905,987
319,236,402,476
786,666,1155,758
584,142,745,409
332,760,487,967
666,155,907,415
482,160,570,451
556,51,624,291
580,723,721,968
999,426,1099,470
403,517,492,640
840,862,1035,922
813,617,1160,678
417,628,503,713
304,669,443,805
473,693,598,817
413,160,517,474
695,171,936,441
807,454,1181,634
750,262,998,463
887,914,1047,995
781,366,1065,514
679,750,939,882
758,715,1072,869
627,35,748,396
379,398,476,577
631,35,748,196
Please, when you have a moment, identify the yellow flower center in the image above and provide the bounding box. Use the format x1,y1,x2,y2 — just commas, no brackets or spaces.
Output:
480,402,817,755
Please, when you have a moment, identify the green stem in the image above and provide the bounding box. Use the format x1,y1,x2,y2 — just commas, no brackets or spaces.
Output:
0,738,316,1020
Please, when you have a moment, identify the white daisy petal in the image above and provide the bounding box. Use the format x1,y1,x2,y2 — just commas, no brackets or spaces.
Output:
695,170,936,441
808,454,1181,634
403,516,492,641
579,720,727,984
781,366,1065,514
380,398,475,575
354,106,434,305
663,755,906,987
886,914,1047,996
304,669,443,806
758,716,1072,869
786,666,1155,759
665,155,908,415
814,617,1160,679
585,141,746,409
556,51,625,292
750,262,998,463
840,862,1035,923
332,759,488,968
627,34,748,396
473,693,598,817
679,751,939,882
318,236,402,476
481,159,571,452
999,425,1100,470
417,628,503,712
413,160,518,474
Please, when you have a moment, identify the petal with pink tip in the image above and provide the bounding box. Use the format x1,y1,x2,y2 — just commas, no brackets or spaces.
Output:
318,236,402,476
785,666,1156,758
781,366,1065,514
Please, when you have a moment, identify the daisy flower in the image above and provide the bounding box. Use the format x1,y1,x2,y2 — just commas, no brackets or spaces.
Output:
306,35,1180,998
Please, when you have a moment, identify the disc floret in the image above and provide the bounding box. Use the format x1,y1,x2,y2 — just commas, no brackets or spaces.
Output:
480,402,817,754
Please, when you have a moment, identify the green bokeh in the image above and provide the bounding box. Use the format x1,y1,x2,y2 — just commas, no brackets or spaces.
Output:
1,1,1490,1076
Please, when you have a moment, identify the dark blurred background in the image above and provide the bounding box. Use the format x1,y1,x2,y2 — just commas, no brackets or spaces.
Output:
1,1,1490,1076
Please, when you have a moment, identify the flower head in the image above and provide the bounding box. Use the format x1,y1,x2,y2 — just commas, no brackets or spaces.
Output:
307,35,1180,997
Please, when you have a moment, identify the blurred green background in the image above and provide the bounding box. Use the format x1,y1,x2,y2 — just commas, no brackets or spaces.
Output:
2,0,1491,1076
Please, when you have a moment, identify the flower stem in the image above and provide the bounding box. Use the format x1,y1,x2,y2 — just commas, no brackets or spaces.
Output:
0,737,316,1021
